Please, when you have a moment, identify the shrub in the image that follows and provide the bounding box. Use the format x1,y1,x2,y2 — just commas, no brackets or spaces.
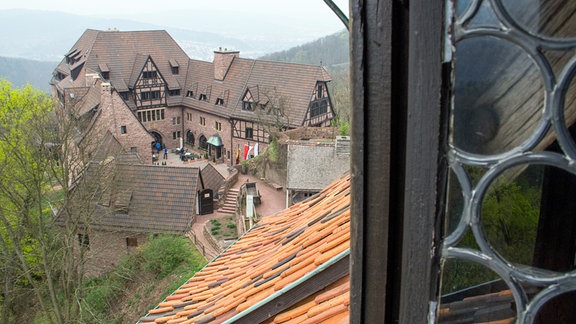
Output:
338,120,350,136
79,235,207,323
227,223,236,229
140,235,193,279
210,219,221,226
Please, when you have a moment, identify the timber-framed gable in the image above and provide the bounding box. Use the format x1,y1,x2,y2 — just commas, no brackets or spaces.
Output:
53,29,334,164
303,81,334,126
133,56,167,110
232,119,269,144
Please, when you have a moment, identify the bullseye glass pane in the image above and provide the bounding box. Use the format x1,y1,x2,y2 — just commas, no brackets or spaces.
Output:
439,259,514,323
500,0,576,39
453,36,544,156
480,164,542,266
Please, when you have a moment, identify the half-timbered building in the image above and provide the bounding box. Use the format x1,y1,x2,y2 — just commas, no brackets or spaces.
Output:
51,29,334,164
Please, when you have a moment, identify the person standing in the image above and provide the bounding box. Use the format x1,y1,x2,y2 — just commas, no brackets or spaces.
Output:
163,147,168,159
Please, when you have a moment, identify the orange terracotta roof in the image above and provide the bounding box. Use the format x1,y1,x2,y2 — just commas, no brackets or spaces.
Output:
140,173,351,323
263,276,350,324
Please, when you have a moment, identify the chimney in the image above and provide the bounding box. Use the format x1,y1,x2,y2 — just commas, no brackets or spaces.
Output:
213,48,239,81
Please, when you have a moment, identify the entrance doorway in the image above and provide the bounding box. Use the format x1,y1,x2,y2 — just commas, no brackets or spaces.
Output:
150,131,163,152
199,135,208,151
186,130,195,146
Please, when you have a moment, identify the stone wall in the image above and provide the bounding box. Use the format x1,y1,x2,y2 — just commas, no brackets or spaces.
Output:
286,141,350,191
182,107,232,162
98,83,154,160
77,229,148,277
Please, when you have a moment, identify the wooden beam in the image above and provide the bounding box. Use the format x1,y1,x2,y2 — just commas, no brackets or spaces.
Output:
350,0,397,322
350,0,445,322
399,0,446,322
232,253,349,323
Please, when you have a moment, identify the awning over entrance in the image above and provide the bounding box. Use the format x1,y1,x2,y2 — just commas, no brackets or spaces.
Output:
207,133,223,147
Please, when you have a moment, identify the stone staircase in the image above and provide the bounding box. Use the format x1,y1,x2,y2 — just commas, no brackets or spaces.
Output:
218,188,239,215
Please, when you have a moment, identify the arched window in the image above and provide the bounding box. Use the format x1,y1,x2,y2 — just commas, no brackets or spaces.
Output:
186,130,195,146
199,135,208,150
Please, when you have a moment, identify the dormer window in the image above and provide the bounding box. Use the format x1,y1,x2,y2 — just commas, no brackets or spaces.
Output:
169,59,179,75
65,48,81,65
55,72,67,81
215,98,225,106
99,63,110,80
186,90,194,98
242,89,255,111
169,89,181,96
243,101,253,111
199,93,207,101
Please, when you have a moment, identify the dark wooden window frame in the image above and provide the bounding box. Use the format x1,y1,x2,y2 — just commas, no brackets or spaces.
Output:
142,71,158,79
304,81,334,126
350,0,445,322
242,101,253,111
245,127,253,139
77,233,90,250
126,237,138,247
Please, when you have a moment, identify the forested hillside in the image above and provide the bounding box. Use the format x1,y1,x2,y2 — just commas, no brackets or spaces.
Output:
0,56,55,92
260,29,351,130
259,29,349,69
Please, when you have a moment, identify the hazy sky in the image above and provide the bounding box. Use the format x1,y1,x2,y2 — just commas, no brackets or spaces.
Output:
0,0,349,38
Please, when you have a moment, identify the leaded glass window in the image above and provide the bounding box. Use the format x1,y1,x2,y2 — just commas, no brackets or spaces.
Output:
438,1,576,322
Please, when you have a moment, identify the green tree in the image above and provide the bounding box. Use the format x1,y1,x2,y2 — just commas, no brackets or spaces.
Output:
0,79,107,323
328,68,351,128
0,79,58,322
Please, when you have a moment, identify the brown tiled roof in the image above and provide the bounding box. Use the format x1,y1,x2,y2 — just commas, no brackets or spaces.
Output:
55,29,332,127
180,56,331,127
199,163,225,194
93,163,200,234
54,29,98,83
56,67,102,118
55,29,190,96
129,54,150,86
182,58,241,118
91,131,124,162
229,59,332,128
141,174,351,323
